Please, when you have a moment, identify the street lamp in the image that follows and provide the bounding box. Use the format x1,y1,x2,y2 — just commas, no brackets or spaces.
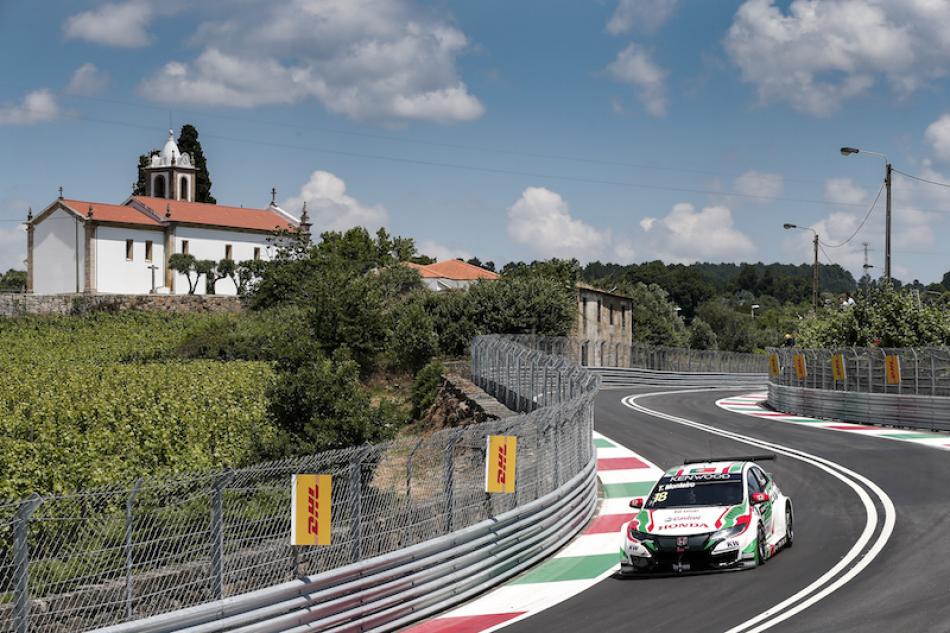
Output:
840,146,892,281
783,223,820,312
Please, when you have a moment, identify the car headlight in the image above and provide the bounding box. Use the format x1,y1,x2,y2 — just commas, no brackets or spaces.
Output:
710,524,746,543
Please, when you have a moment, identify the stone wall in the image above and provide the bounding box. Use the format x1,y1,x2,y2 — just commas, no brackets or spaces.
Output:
0,293,242,317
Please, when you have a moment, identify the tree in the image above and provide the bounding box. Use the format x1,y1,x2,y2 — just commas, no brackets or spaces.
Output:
0,269,26,292
212,258,237,294
168,253,199,294
176,124,215,203
235,260,267,295
942,271,950,291
388,300,438,374
626,282,688,347
688,317,718,350
133,151,158,196
695,299,757,352
195,260,217,293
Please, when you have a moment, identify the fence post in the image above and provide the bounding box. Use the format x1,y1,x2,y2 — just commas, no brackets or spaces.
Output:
210,470,233,601
13,494,42,633
442,431,462,533
349,448,367,563
125,478,143,619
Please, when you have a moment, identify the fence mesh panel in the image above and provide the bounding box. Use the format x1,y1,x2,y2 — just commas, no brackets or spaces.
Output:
0,335,596,633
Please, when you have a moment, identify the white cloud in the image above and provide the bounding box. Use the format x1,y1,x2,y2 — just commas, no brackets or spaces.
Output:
733,170,783,200
0,225,26,272
284,171,388,233
607,0,678,35
824,178,868,206
139,0,484,123
0,90,59,126
606,43,668,116
925,114,950,161
726,0,950,116
66,63,111,96
416,240,473,262
64,0,153,47
506,187,633,262
639,217,656,231
647,202,756,262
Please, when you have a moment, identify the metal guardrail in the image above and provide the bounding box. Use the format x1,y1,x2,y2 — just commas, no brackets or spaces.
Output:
768,383,950,431
1,336,596,633
766,346,950,430
593,367,766,389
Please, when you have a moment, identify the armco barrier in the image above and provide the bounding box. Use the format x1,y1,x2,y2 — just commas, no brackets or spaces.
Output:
87,461,596,633
768,383,950,431
592,367,766,389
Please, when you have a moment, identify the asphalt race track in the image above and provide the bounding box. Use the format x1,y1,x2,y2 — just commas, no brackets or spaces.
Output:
503,387,950,633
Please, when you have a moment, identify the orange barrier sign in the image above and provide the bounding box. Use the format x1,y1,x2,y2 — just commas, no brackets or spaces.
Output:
768,354,780,378
291,474,331,546
831,354,847,382
485,435,517,494
793,354,807,380
885,355,902,385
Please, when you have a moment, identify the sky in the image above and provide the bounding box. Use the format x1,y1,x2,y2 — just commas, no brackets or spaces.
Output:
2,0,950,283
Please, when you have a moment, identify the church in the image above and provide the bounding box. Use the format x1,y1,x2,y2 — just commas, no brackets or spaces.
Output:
26,130,305,296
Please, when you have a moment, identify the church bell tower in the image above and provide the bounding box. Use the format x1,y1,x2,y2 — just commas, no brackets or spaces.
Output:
143,130,197,202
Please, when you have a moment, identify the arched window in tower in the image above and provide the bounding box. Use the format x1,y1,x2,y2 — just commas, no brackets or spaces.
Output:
180,176,189,201
154,175,166,199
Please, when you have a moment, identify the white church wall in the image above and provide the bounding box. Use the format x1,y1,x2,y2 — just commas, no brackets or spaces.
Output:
95,226,166,294
33,208,82,294
172,226,275,295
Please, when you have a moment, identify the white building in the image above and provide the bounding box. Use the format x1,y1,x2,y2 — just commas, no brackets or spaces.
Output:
27,131,303,296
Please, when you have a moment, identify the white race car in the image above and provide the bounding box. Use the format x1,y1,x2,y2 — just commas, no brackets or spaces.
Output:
620,455,793,574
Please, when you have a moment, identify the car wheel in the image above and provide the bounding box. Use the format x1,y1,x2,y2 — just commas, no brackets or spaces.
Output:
785,504,794,548
756,523,767,565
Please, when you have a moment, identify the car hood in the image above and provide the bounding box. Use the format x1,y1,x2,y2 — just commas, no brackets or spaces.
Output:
636,505,743,536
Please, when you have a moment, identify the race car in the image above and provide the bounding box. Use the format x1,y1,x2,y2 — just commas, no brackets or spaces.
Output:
620,455,793,574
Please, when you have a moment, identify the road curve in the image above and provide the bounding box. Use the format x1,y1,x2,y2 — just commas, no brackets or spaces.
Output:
503,387,950,633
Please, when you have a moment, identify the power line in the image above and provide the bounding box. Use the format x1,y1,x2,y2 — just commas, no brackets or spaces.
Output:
820,182,885,248
893,168,950,189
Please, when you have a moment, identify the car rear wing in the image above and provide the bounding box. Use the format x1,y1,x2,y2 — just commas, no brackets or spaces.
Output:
683,455,776,464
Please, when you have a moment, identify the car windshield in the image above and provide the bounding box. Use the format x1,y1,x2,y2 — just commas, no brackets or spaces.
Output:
646,473,744,509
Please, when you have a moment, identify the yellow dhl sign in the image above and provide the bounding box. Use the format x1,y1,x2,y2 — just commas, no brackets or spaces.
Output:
885,355,902,385
291,474,331,546
768,354,780,378
485,435,517,494
831,354,847,382
793,354,807,380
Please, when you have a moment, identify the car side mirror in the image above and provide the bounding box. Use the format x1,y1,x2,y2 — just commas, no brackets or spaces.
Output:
751,492,770,505
629,498,644,509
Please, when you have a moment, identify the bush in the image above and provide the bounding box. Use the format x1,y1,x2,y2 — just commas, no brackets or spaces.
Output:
688,317,717,350
411,361,445,419
387,301,438,373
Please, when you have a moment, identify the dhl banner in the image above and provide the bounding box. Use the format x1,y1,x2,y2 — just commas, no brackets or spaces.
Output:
793,354,807,380
831,354,847,382
291,474,331,546
885,355,902,385
485,435,517,494
768,354,780,378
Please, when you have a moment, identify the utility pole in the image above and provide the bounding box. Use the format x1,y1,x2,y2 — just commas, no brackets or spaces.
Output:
148,264,159,294
884,161,892,282
812,233,819,313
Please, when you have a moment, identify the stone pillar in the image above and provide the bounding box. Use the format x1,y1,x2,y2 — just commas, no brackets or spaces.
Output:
164,227,175,292
84,221,96,294
25,209,33,294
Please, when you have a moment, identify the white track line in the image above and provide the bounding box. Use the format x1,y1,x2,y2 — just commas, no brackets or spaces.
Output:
622,390,895,633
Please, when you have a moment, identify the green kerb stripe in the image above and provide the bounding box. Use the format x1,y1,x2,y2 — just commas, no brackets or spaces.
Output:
594,438,616,448
511,553,619,584
603,481,655,498
882,432,942,440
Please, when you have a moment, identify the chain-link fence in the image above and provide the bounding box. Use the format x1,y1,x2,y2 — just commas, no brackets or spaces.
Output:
504,335,768,374
0,336,596,633
767,346,950,396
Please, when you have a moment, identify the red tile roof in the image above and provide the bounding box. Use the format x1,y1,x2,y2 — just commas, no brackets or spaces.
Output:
62,199,162,227
133,197,294,232
410,260,500,281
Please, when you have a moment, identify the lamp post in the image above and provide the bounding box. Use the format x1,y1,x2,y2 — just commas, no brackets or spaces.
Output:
840,146,891,282
784,223,819,312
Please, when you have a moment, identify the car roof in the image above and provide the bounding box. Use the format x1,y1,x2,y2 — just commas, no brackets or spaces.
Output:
663,461,750,476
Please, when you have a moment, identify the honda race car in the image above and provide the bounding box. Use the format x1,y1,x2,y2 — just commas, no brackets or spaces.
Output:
620,456,793,574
